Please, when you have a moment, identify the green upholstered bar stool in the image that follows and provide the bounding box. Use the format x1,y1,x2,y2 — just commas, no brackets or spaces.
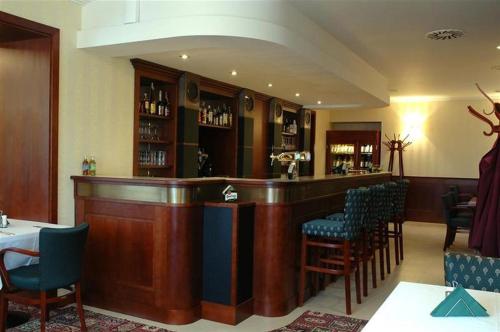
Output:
298,187,369,315
326,185,380,297
0,224,89,332
389,179,410,265
376,182,396,278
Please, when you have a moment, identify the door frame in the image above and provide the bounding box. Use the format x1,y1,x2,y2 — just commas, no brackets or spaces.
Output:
0,11,59,222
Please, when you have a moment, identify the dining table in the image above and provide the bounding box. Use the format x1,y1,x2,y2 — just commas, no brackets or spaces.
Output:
363,281,499,332
0,218,68,327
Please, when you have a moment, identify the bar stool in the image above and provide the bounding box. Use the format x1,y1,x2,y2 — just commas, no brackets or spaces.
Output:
328,185,379,297
375,182,396,279
298,187,369,315
389,179,409,264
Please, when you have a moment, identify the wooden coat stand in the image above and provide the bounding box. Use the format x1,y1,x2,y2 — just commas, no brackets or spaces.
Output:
383,134,412,178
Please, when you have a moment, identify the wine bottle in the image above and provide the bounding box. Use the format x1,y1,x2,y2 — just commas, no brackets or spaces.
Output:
144,92,150,113
207,105,213,124
89,156,96,176
149,82,156,115
164,91,170,117
158,89,164,116
228,107,232,127
82,156,89,176
139,93,146,113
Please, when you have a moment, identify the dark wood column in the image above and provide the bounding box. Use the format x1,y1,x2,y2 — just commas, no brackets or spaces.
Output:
177,73,200,178
237,89,255,178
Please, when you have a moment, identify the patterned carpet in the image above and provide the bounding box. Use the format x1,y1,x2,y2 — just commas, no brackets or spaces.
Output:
7,304,174,332
269,311,367,332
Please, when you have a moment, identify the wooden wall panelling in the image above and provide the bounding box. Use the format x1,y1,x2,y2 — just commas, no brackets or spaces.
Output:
0,12,59,222
404,176,478,223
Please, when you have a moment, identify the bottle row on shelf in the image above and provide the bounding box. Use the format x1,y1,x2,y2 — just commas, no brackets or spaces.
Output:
139,121,164,141
139,150,167,167
360,144,374,153
331,144,355,154
139,82,171,117
282,136,296,151
82,156,96,176
283,118,298,135
198,101,233,128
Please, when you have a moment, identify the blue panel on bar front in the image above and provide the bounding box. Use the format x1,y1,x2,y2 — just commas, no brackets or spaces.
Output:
202,206,232,304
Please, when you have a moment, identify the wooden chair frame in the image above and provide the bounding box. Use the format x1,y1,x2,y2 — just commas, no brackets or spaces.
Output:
0,248,86,332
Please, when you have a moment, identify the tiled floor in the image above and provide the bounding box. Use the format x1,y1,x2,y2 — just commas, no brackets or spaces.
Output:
87,221,470,331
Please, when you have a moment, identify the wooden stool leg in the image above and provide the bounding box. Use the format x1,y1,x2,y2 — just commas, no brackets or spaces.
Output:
362,233,368,297
354,241,361,305
399,222,404,261
343,240,352,315
370,235,377,289
298,234,307,306
385,223,391,274
40,291,47,332
378,222,385,281
394,222,400,266
76,282,87,331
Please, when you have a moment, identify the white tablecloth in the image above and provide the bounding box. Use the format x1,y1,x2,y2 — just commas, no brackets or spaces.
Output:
363,281,500,332
0,219,68,289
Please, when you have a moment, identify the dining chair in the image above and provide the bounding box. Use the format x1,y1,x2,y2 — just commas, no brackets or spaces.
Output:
0,223,89,332
441,193,472,251
444,252,500,293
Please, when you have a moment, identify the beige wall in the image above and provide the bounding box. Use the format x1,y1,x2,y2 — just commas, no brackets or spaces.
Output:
326,99,497,179
1,1,134,225
314,110,331,176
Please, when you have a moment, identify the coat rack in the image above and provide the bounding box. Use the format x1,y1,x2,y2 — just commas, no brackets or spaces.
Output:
467,83,500,136
383,133,412,178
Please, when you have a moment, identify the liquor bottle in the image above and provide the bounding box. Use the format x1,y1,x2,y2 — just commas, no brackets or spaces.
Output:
149,82,156,115
139,93,146,113
228,107,232,127
207,105,213,124
143,92,150,114
158,89,165,116
164,91,170,117
89,156,96,176
82,156,89,176
222,105,228,126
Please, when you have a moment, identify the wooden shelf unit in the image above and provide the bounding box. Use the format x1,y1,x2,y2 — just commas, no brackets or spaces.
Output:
132,60,179,177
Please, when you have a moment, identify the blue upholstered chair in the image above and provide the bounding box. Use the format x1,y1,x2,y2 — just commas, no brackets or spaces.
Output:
444,252,500,293
389,179,410,265
0,223,89,332
442,192,472,251
299,187,369,315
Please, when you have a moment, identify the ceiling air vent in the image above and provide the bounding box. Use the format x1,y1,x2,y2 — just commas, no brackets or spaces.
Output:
426,29,464,40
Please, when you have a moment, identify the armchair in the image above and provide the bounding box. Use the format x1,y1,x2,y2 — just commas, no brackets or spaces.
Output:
0,223,89,332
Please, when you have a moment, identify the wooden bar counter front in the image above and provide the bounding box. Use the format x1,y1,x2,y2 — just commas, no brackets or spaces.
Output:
71,173,390,324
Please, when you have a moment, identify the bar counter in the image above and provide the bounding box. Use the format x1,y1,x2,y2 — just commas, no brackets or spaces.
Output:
71,172,391,324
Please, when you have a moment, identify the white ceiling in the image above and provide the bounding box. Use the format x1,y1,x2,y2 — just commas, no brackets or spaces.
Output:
292,0,500,100
77,0,500,106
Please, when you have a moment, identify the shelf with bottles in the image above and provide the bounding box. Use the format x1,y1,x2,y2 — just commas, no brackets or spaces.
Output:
198,91,234,129
330,144,355,155
360,144,374,155
138,78,174,118
282,135,297,151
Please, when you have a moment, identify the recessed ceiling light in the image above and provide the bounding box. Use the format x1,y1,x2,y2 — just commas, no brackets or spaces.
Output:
268,83,273,87
497,45,500,50
180,54,189,60
231,70,237,76
317,100,322,105
295,93,300,97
